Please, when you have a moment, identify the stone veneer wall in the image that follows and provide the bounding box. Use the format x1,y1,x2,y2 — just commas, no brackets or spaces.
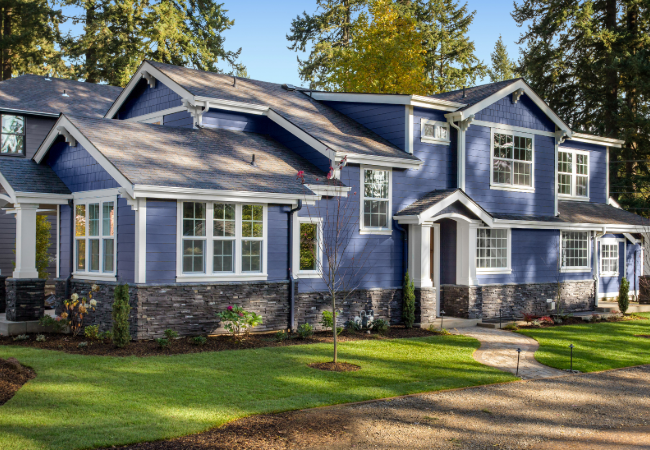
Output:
0,276,6,313
54,280,437,339
6,278,46,321
441,280,596,320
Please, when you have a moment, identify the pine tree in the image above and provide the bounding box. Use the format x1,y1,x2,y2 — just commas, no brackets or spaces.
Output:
487,35,516,82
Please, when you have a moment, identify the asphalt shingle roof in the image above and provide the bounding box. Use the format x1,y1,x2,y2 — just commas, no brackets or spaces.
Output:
0,75,122,117
147,61,419,162
428,79,521,112
0,157,70,195
395,189,459,216
65,115,337,196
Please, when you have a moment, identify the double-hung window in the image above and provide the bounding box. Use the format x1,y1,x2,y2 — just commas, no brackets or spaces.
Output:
293,216,322,278
558,149,589,199
560,231,590,271
476,228,511,273
491,130,534,191
361,167,391,233
178,202,267,280
74,197,116,279
600,241,619,276
1,114,25,155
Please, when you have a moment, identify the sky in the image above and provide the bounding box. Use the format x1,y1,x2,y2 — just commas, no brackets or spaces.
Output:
61,0,528,87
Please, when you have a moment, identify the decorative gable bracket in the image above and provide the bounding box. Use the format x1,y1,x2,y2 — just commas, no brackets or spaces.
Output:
512,88,525,104
142,71,156,88
56,126,77,147
182,99,210,127
555,130,568,144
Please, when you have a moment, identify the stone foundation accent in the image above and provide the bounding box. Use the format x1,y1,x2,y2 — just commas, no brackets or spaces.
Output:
0,276,7,313
639,276,650,304
415,287,437,324
441,280,596,320
5,278,46,321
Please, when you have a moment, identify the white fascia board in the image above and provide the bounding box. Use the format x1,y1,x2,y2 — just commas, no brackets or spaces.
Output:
341,153,422,170
73,188,121,200
304,184,350,197
569,133,624,148
0,107,59,118
492,219,646,232
308,92,465,111
446,80,572,136
472,120,556,137
32,115,135,198
0,170,16,202
132,185,320,204
123,106,186,123
265,109,336,161
14,193,72,204
196,97,269,116
415,190,493,226
104,62,195,119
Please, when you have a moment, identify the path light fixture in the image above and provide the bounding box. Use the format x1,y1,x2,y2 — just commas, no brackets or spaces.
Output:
516,348,521,376
569,344,574,373
499,308,502,329
440,310,445,331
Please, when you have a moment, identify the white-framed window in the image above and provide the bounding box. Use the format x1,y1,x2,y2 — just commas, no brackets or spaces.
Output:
74,196,116,280
560,231,590,272
490,128,535,192
420,119,450,144
1,114,25,155
476,228,511,273
360,166,392,234
293,216,323,278
558,149,589,199
177,201,267,281
600,241,619,276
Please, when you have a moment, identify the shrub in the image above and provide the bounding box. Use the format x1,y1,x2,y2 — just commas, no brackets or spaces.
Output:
539,316,554,324
297,323,313,339
112,284,131,348
345,320,362,332
531,319,541,327
164,329,179,340
36,334,46,342
320,310,334,330
84,325,100,340
78,341,88,348
504,322,519,331
13,334,29,341
216,305,263,340
403,271,415,328
523,313,536,324
155,338,169,349
99,330,112,340
62,285,100,337
619,277,630,314
372,318,389,335
274,330,288,342
190,336,207,346
39,314,67,333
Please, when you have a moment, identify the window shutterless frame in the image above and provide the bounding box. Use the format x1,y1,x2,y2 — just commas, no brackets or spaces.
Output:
558,148,590,201
292,215,323,278
176,201,268,282
72,195,117,281
600,238,623,277
0,114,25,156
360,165,392,235
420,119,451,144
489,127,535,193
475,227,512,274
559,230,591,272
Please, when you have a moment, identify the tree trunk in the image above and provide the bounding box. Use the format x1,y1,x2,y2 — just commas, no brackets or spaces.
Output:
85,3,98,83
604,0,619,199
2,7,12,80
332,292,337,363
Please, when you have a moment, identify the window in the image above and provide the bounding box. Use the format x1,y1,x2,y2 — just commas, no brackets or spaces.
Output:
1,115,25,155
293,217,322,277
74,197,116,278
362,168,391,232
178,202,266,279
476,228,510,272
601,242,619,276
560,231,590,270
421,119,450,144
491,130,534,190
558,149,589,199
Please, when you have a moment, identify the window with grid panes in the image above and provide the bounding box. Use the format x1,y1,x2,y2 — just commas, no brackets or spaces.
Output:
362,169,390,229
74,199,116,275
561,231,589,268
1,115,25,154
213,203,235,272
476,228,508,269
241,205,263,272
558,150,589,198
492,132,533,188
182,202,206,273
601,243,619,275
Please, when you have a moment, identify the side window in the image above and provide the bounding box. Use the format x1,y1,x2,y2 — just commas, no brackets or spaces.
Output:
361,168,391,232
491,130,534,191
421,119,450,144
74,198,117,276
560,231,590,270
558,149,589,199
1,115,25,155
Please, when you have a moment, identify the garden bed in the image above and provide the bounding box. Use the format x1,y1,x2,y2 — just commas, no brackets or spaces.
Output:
0,357,35,406
0,326,436,357
516,313,647,330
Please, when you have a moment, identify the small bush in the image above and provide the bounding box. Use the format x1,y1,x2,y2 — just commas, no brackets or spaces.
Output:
155,338,169,348
99,330,112,340
345,320,362,332
427,326,451,335
320,310,334,330
297,323,313,339
216,305,263,340
539,316,554,324
13,334,28,341
274,330,288,342
336,326,344,336
164,329,179,340
78,341,88,348
112,284,131,348
39,315,67,333
36,334,46,342
503,322,519,331
372,318,389,334
190,336,207,346
403,272,415,328
84,325,100,340
522,313,536,324
619,277,630,314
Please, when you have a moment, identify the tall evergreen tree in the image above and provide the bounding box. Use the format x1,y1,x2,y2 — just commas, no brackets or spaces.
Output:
487,35,516,82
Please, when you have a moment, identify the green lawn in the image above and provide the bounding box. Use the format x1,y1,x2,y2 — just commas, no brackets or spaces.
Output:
518,313,650,373
0,335,514,450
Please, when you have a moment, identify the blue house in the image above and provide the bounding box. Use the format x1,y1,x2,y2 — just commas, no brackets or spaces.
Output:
0,61,645,337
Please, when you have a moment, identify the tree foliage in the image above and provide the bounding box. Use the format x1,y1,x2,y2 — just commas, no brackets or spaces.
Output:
402,271,415,328
487,34,516,82
619,277,630,314
112,284,131,348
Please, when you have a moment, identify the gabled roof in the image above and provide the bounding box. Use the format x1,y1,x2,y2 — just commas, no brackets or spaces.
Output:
0,74,122,118
37,114,337,199
428,79,521,110
395,189,493,225
0,157,71,198
105,61,421,167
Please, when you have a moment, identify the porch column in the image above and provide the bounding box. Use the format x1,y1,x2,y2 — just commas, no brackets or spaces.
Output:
13,203,39,279
408,224,433,288
456,220,478,286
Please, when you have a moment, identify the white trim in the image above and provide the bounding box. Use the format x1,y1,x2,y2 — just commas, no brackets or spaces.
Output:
475,227,512,275
132,184,319,204
0,106,59,118
420,119,451,145
606,147,610,199
0,171,16,202
405,106,413,154
72,273,117,282
608,197,622,209
293,215,323,279
432,223,441,315
559,230,591,272
490,126,536,193
304,184,350,197
408,223,434,288
340,153,422,169
489,185,535,193
175,274,269,282
197,97,269,116
600,238,622,277
623,232,639,244
308,92,466,111
56,205,60,279
360,166,392,234
395,190,493,227
134,197,147,283
570,133,624,148
472,120,556,137
13,193,73,205
558,147,590,200
123,106,185,123
265,109,335,161
73,188,121,201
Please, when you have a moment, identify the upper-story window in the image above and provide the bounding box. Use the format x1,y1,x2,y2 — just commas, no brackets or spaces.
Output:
361,167,392,234
558,149,589,199
491,130,534,191
74,197,116,279
1,115,25,155
421,119,450,144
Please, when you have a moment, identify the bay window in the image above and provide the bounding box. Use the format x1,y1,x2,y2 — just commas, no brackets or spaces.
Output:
491,130,534,191
558,149,589,199
74,197,116,279
361,167,392,233
560,231,590,271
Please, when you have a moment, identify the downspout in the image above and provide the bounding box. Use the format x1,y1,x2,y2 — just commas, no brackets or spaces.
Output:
593,228,605,307
393,220,408,277
64,199,74,300
287,200,303,331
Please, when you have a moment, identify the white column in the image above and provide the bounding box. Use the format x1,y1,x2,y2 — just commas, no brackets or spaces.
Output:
455,220,478,286
408,224,433,288
432,223,441,315
13,203,40,279
134,198,147,283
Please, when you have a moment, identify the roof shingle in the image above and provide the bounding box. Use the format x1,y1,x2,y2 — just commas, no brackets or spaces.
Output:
0,158,70,195
428,79,521,112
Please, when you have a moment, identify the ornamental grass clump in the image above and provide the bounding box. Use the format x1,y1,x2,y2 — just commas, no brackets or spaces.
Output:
216,305,263,340
112,284,131,348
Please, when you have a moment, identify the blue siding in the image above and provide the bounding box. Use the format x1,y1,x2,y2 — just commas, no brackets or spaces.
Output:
46,139,120,192
59,204,72,278
465,125,555,216
117,78,183,120
163,110,194,128
559,140,608,204
117,197,135,283
266,120,331,173
322,101,406,151
268,205,290,281
439,219,456,285
474,94,555,133
599,238,642,296
146,200,177,283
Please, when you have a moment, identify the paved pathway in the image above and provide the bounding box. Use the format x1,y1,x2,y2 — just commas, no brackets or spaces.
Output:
452,327,566,379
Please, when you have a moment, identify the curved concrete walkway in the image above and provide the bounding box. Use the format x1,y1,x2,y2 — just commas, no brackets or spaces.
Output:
452,327,566,380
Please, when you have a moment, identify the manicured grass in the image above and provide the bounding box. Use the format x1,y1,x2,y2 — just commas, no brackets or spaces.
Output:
0,335,514,450
518,313,650,373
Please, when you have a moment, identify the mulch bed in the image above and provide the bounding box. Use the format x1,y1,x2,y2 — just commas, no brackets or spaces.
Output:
0,357,36,405
308,361,361,372
0,326,436,358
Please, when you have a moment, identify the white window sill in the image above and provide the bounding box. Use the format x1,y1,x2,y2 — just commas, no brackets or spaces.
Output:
601,272,619,277
560,267,591,273
360,228,393,235
73,272,117,282
558,195,590,202
420,137,451,145
176,273,268,282
490,184,535,193
295,272,321,279
477,269,512,275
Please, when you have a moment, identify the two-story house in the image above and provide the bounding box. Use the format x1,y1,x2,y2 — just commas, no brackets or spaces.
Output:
0,61,644,335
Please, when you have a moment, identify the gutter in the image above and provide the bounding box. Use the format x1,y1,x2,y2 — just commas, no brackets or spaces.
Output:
287,200,303,331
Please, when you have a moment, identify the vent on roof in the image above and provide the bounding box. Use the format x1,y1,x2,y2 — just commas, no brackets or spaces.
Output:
281,84,296,91
462,86,466,98
250,154,258,167
62,90,69,97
